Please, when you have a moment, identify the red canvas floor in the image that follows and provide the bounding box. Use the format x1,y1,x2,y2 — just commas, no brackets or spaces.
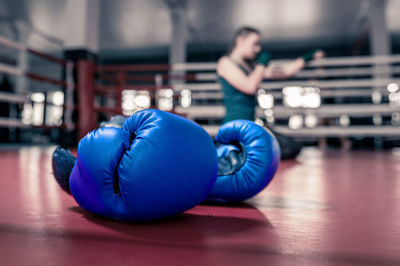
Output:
1,145,399,265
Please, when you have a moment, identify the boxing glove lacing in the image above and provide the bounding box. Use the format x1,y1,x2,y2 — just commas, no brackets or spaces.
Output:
216,141,247,176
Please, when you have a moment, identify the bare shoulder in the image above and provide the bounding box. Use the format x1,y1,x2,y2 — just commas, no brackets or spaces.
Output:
217,56,230,67
217,56,234,75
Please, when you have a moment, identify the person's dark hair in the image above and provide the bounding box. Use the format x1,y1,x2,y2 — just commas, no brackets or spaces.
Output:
226,26,260,55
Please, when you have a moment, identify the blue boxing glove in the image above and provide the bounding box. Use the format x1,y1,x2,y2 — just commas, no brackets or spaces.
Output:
208,120,280,202
67,109,218,221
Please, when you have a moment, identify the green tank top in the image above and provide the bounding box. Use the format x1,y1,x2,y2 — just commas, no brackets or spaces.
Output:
218,62,257,124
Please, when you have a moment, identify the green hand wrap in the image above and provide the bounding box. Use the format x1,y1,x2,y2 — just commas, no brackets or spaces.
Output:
302,49,319,62
256,52,271,66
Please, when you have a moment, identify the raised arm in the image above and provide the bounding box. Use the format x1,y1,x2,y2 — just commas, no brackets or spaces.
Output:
264,58,305,80
264,49,325,80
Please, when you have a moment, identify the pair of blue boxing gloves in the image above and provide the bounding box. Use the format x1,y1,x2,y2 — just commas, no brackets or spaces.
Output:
52,109,280,221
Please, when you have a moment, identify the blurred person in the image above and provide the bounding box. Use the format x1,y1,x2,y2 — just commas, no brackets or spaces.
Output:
217,26,324,159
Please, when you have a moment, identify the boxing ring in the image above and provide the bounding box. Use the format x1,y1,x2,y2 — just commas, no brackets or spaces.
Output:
79,54,400,143
1,32,400,144
0,34,74,146
1,34,400,265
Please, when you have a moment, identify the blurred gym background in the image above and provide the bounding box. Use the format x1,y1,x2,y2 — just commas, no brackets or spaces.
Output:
0,0,399,150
